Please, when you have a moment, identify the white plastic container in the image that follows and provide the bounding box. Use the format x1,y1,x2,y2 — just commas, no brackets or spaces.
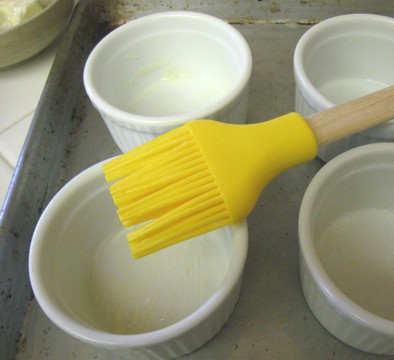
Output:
299,143,394,355
294,14,394,161
29,160,248,359
84,11,252,152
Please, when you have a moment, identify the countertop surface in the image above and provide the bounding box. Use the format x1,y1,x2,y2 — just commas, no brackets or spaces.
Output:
0,41,58,208
0,0,80,210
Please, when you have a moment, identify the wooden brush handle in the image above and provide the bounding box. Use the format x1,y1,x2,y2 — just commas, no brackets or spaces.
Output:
305,85,394,146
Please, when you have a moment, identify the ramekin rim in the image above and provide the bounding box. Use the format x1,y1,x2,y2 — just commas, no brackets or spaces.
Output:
29,159,249,347
298,143,394,336
294,13,394,112
83,11,253,127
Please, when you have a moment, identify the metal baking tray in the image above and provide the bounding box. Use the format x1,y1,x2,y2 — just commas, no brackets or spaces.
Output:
1,0,394,358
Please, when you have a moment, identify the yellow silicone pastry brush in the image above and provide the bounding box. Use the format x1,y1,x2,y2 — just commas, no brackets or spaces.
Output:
104,85,394,258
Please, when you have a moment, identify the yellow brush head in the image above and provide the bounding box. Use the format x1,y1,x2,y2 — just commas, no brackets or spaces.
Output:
103,114,318,258
103,124,231,258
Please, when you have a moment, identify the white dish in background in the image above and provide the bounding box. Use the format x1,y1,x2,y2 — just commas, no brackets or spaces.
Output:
29,159,248,359
84,11,252,152
0,0,74,69
299,143,394,355
294,14,394,162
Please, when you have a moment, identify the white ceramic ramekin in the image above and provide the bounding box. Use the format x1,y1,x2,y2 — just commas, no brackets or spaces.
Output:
84,11,252,152
29,160,248,359
294,14,394,161
299,143,394,355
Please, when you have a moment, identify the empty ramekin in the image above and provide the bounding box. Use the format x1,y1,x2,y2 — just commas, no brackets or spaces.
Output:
29,160,248,359
294,14,394,161
299,143,394,355
84,11,252,152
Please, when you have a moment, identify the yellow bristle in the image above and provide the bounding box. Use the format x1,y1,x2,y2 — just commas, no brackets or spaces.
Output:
129,193,226,241
117,175,217,227
110,163,210,209
109,152,206,203
102,126,193,182
102,122,230,258
128,192,230,258
130,215,230,258
129,143,200,180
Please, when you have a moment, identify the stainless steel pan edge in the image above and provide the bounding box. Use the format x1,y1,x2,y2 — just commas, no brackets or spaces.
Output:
0,1,112,357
